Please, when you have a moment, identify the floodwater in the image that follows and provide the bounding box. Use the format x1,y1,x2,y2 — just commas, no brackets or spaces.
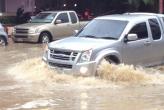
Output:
1,42,164,110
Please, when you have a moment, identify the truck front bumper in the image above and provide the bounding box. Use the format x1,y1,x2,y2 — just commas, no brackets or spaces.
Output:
42,54,97,76
72,61,97,76
13,33,40,43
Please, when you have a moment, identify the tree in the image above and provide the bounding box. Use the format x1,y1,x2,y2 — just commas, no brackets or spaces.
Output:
143,0,154,4
128,0,157,12
128,0,154,5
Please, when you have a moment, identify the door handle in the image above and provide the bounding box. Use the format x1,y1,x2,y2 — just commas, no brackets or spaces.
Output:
144,41,151,46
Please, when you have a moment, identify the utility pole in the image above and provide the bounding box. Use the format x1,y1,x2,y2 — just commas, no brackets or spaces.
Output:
159,0,163,13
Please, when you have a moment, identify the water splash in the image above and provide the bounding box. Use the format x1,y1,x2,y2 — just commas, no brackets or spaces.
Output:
97,60,149,83
7,58,164,87
97,60,164,85
8,58,75,84
7,99,56,110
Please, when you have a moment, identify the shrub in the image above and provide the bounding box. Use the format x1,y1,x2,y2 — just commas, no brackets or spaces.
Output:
0,16,16,25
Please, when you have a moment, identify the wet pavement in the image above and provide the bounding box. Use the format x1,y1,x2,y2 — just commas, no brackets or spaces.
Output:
1,42,164,110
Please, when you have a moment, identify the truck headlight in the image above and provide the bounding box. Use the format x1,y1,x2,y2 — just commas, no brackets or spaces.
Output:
79,49,92,63
28,28,39,34
28,28,35,34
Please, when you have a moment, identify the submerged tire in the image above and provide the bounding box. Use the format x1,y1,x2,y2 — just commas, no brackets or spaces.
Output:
39,32,51,44
0,36,7,46
96,58,115,76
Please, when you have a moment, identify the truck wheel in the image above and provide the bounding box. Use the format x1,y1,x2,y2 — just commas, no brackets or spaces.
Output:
96,58,115,76
98,58,115,68
39,32,51,44
0,36,7,46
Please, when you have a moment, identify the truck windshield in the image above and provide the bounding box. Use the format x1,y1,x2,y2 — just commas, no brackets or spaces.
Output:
30,13,57,23
77,19,128,40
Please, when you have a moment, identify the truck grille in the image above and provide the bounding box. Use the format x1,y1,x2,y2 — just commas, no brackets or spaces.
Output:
49,62,72,69
15,28,29,34
14,35,28,38
50,49,78,61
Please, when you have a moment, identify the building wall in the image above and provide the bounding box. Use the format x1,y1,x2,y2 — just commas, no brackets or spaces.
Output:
1,0,160,16
0,0,5,12
5,0,35,13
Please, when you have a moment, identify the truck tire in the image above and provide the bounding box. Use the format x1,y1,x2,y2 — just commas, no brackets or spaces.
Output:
96,58,115,76
98,58,115,68
39,32,51,44
0,36,7,46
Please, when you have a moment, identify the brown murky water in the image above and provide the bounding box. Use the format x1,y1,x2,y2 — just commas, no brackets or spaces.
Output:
1,42,164,110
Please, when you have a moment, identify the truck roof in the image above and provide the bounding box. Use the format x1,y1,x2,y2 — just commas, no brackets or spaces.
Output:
124,12,164,17
96,14,159,22
41,10,75,13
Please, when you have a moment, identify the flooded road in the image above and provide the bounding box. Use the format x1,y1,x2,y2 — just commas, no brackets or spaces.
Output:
1,42,164,110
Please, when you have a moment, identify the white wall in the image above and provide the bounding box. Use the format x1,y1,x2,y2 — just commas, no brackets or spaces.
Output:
5,0,35,13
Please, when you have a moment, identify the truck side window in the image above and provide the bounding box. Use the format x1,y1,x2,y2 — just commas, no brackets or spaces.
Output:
56,13,69,23
129,22,148,40
69,12,77,24
162,17,164,23
148,19,161,40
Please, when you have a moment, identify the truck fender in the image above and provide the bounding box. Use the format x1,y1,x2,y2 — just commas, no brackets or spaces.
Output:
38,30,53,42
95,49,122,66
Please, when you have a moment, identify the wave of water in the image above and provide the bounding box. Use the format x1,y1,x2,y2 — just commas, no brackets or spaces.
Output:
7,58,164,87
7,99,56,110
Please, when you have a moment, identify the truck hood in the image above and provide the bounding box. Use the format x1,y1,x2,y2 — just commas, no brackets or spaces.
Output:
14,23,47,29
49,37,117,51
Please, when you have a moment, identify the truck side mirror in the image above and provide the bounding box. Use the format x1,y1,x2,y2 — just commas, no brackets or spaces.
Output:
31,16,35,19
55,19,62,24
124,34,138,43
28,16,34,23
28,19,31,23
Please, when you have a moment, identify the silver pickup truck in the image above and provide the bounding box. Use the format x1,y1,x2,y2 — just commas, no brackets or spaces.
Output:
13,10,88,43
43,13,164,75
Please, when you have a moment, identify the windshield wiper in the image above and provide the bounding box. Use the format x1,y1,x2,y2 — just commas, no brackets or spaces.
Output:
100,37,118,40
85,35,96,38
80,35,97,38
79,35,117,40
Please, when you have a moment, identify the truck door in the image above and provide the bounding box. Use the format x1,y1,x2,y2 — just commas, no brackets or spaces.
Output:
69,12,80,32
148,18,164,64
52,12,72,39
122,22,152,66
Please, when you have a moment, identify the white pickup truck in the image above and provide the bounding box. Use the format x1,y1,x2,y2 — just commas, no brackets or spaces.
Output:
43,13,164,75
13,10,88,43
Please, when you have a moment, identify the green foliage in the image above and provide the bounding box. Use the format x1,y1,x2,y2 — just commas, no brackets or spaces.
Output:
0,16,16,25
142,0,154,5
128,0,154,5
128,0,140,8
128,0,156,11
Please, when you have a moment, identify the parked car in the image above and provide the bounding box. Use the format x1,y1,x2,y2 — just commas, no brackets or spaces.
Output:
0,23,8,46
13,10,88,43
43,13,164,75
